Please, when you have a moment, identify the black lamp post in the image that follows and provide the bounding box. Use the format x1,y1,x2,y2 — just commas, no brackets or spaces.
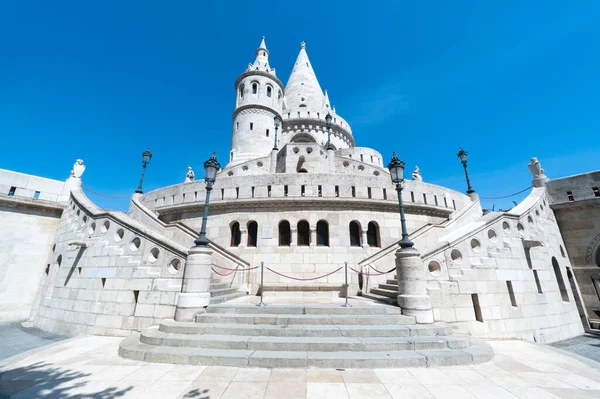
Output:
325,113,334,150
457,147,475,194
388,152,414,249
135,149,152,194
273,115,281,150
194,153,221,247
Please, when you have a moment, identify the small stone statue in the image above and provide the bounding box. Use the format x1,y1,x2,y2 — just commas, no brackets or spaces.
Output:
70,159,85,178
412,166,422,181
185,166,195,183
528,157,549,187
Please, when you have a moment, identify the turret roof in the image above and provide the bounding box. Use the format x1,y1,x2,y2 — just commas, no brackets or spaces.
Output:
284,42,324,110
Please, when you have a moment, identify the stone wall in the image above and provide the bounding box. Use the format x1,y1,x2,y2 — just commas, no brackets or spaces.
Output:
32,188,190,336
0,170,66,322
422,189,585,343
546,171,600,326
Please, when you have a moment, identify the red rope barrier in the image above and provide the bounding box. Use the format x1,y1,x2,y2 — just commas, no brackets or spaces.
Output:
368,264,396,275
212,264,258,272
349,265,394,276
266,266,343,281
212,267,238,276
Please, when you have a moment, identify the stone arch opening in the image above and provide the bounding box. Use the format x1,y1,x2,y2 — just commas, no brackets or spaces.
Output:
290,133,317,143
230,222,241,247
316,220,329,247
247,221,258,247
279,220,291,247
367,221,380,247
349,221,361,247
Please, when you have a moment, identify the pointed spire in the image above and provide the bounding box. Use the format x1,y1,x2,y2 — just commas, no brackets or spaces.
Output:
247,36,274,75
284,41,324,110
323,89,331,109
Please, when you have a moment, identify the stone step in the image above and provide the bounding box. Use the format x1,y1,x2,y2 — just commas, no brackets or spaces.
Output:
210,287,239,297
370,288,399,299
209,292,246,305
119,335,493,368
386,279,398,285
158,320,452,338
195,313,415,326
359,292,398,306
140,328,471,351
209,282,232,290
206,304,404,316
379,284,400,291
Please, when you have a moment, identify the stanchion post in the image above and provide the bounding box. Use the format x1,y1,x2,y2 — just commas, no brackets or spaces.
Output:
257,261,266,307
342,262,351,307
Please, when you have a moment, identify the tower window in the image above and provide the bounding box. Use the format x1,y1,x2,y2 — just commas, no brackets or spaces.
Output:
593,187,600,198
297,221,310,246
250,123,253,130
267,87,272,97
8,186,16,196
279,220,291,246
349,221,361,247
230,222,241,247
252,83,258,94
567,191,574,201
316,220,329,246
239,85,244,98
247,221,258,247
367,222,380,247
266,129,269,137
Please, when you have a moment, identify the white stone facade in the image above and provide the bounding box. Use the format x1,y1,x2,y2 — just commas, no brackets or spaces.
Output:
0,38,587,344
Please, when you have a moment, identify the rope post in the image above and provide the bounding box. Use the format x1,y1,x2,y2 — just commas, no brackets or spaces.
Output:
342,262,351,307
256,261,266,307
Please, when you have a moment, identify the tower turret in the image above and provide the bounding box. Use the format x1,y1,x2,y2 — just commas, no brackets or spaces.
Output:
229,37,284,166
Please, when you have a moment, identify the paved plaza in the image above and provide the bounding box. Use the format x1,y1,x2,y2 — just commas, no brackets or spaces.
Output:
1,334,600,398
0,323,65,363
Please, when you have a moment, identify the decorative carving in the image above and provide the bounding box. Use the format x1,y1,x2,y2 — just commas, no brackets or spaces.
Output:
71,159,85,178
585,231,600,265
412,166,422,181
185,166,195,183
528,157,549,187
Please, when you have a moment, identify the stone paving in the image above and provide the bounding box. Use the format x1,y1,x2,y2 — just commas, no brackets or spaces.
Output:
0,322,65,362
551,333,600,366
2,335,600,398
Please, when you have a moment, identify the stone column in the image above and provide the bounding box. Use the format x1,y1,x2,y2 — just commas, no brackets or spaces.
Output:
175,245,213,321
327,148,335,172
361,229,369,249
290,227,297,248
239,227,248,249
395,247,434,323
310,227,317,247
270,149,278,173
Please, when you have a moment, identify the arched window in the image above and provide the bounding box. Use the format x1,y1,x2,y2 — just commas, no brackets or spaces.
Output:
252,83,258,94
230,222,241,247
316,220,329,246
367,222,380,247
239,84,244,98
596,245,600,267
297,221,310,246
247,221,258,247
267,86,272,97
279,220,291,246
278,90,282,100
552,256,569,302
349,221,361,247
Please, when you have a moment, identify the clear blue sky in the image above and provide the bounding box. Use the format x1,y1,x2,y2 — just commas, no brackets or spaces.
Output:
1,1,599,211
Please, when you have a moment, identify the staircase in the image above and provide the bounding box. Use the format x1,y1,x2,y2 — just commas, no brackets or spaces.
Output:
209,278,246,304
366,275,399,304
119,302,493,368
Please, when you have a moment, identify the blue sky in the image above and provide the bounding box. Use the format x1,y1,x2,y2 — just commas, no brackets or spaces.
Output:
1,1,599,211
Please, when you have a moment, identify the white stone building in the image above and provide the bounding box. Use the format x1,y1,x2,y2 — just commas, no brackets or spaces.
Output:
0,39,588,353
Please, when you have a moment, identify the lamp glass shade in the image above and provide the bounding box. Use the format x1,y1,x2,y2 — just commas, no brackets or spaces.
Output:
457,147,468,163
387,152,405,184
274,115,281,128
325,113,332,126
204,153,221,181
142,149,152,164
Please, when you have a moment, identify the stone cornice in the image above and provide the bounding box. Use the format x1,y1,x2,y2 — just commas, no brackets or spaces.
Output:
154,197,453,218
232,104,279,121
0,193,65,217
282,118,355,147
550,198,600,211
234,71,285,92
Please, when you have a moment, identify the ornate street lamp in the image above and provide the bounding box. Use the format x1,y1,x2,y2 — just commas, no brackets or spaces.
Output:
388,152,414,249
194,153,221,247
273,115,281,150
325,113,334,150
457,147,475,194
135,149,152,194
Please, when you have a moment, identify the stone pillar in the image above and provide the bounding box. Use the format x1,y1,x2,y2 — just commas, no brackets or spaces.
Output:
361,229,369,249
239,228,248,249
175,245,213,321
270,149,278,173
395,247,433,323
290,227,297,248
310,227,317,247
327,148,335,172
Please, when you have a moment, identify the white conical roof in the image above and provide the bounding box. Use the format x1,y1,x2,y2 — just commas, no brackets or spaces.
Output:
284,42,324,110
247,36,275,75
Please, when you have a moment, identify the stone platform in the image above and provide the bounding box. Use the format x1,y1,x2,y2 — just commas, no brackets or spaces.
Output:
119,297,493,368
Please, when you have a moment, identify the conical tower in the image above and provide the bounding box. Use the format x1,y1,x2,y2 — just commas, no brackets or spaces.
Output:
229,37,284,166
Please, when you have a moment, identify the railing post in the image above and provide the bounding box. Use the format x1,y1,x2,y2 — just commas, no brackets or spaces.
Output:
257,261,266,307
342,262,351,307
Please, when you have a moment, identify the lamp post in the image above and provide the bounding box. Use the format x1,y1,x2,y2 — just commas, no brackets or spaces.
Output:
273,115,281,150
194,153,221,247
325,113,333,150
135,149,152,194
457,147,475,194
388,152,413,249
